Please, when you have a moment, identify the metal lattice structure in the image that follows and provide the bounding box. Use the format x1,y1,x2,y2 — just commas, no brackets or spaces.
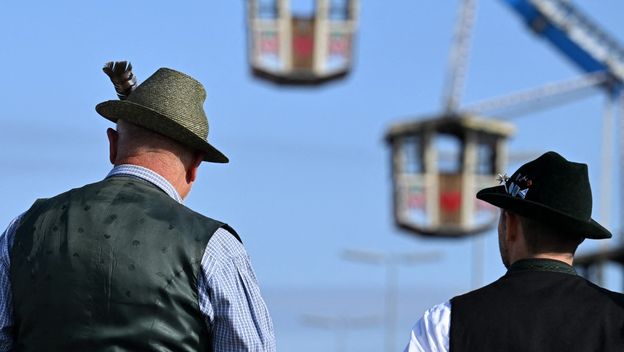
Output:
503,0,624,95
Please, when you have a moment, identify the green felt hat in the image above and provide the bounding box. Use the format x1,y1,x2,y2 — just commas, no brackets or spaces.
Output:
96,67,228,163
477,151,611,239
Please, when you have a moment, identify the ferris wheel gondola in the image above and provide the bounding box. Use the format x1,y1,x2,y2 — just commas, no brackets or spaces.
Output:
246,0,359,85
386,114,514,237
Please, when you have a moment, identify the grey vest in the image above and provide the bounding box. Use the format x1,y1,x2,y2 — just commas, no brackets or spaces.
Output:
10,176,239,352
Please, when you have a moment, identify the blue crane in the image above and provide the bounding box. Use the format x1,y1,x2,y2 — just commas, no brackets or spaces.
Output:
502,0,624,96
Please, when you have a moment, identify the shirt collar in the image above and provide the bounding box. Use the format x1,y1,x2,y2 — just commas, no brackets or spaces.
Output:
507,258,577,276
105,164,183,204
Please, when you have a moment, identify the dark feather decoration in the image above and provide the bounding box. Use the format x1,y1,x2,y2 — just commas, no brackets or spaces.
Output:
102,61,137,100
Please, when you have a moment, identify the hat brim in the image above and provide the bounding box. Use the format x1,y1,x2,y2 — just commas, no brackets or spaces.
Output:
96,100,228,163
477,185,611,239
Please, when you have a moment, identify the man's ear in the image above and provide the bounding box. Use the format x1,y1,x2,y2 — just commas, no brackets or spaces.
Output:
107,128,119,165
186,152,204,183
505,211,520,242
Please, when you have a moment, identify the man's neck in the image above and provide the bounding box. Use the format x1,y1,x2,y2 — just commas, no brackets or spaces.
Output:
514,252,574,266
115,155,190,199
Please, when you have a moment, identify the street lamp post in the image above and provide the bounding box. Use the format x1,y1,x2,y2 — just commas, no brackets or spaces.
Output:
301,314,381,352
342,249,442,352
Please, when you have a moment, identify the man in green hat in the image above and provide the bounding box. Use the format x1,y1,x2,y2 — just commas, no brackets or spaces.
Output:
403,151,624,352
0,63,275,351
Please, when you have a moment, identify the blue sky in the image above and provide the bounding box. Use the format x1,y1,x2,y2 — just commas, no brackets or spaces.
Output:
1,1,623,351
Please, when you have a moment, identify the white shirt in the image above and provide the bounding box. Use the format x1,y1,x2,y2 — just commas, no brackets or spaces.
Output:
404,301,451,352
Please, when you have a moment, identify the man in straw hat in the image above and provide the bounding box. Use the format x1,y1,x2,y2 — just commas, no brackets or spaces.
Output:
0,63,275,351
404,151,624,352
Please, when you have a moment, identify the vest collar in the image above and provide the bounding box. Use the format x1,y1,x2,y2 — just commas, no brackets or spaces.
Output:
106,164,183,204
507,258,577,276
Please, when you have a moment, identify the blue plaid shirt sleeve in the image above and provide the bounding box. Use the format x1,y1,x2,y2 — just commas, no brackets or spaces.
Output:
198,228,276,352
0,215,22,352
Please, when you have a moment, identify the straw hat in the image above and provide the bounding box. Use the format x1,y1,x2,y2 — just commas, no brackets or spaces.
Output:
96,67,228,163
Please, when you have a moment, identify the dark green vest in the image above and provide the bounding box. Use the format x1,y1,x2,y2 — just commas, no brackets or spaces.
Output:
10,176,238,352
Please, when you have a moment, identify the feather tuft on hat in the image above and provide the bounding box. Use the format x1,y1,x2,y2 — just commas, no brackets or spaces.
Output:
102,61,137,100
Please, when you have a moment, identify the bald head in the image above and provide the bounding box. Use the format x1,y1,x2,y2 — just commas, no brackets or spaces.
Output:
107,119,204,199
